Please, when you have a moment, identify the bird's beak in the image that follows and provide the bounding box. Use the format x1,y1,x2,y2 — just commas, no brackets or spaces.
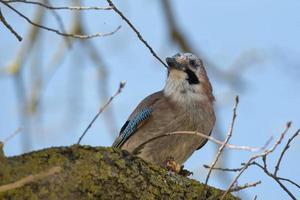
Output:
166,57,182,70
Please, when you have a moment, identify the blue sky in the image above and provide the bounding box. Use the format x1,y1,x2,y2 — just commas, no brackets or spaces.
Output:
0,0,300,199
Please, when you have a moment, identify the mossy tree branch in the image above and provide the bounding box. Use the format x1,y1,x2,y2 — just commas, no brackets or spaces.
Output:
0,145,238,200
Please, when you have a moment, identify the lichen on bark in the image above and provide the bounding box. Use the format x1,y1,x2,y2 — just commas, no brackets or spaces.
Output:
0,145,239,200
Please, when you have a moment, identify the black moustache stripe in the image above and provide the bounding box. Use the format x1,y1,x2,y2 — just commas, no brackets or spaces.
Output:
185,68,200,84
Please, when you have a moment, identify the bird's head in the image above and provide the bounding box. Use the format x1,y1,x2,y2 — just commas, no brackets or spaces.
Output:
164,53,214,103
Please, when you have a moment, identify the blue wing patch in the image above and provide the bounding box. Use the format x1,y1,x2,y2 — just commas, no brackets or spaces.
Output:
114,107,153,148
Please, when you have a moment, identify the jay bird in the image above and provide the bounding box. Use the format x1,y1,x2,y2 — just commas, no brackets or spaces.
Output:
112,53,215,173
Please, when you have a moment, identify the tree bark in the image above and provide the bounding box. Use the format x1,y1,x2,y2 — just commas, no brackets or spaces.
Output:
0,143,238,200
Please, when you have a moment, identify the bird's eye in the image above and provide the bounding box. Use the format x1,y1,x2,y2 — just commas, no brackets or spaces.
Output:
189,60,196,67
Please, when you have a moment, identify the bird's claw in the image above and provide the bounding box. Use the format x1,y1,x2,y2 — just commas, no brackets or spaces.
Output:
165,156,181,173
178,165,193,177
165,157,193,177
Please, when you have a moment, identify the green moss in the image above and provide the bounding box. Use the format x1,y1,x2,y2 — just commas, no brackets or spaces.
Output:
0,146,239,200
0,142,10,181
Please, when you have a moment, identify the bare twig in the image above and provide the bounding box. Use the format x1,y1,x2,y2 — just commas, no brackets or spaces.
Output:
106,0,168,68
203,165,243,172
274,129,299,176
205,96,239,185
250,161,297,200
4,0,112,10
132,129,267,156
221,122,292,199
0,166,61,193
77,82,126,144
3,128,22,144
1,1,121,39
46,0,71,47
277,177,300,189
205,134,300,194
0,7,22,41
175,131,267,151
229,181,261,192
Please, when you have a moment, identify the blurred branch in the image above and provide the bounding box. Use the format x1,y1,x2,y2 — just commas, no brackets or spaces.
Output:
0,7,22,41
2,128,22,144
46,0,71,47
161,0,191,52
160,1,266,192
160,0,263,90
28,10,81,112
21,2,119,140
3,0,45,75
106,0,168,68
13,73,31,151
4,0,112,10
77,82,126,144
1,0,121,39
205,96,239,185
3,3,45,152
84,40,119,137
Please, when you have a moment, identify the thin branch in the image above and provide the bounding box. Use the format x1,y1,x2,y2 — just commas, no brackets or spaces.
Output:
106,0,168,68
177,131,268,151
1,1,121,39
277,177,300,189
205,138,300,195
132,129,267,156
203,165,243,173
77,82,125,144
46,0,71,47
4,0,112,10
0,166,61,193
274,129,299,176
229,181,261,192
205,96,239,185
0,7,22,41
3,128,22,144
221,122,292,199
251,161,297,200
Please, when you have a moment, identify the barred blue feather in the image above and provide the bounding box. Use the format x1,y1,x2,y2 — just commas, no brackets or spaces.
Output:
114,107,153,148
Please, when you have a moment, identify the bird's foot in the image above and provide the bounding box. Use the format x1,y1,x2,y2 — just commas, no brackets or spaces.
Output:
165,157,181,173
178,165,193,177
165,157,193,177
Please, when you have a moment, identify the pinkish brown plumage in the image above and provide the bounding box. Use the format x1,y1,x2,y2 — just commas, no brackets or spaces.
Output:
112,53,215,171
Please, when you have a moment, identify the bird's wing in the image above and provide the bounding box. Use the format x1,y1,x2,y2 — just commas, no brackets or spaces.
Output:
112,91,163,148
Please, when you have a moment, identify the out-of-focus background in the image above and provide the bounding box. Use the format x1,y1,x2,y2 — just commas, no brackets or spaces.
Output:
0,0,299,199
